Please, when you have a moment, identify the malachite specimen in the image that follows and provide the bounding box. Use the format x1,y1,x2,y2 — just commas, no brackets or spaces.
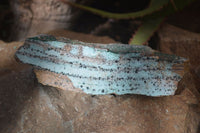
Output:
15,34,187,96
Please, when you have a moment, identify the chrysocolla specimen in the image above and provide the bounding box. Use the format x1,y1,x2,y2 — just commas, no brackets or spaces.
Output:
15,34,187,96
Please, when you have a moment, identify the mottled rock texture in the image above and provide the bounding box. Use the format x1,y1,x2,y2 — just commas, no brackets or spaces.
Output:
9,0,82,41
0,70,199,133
158,24,200,68
47,29,117,44
0,29,200,133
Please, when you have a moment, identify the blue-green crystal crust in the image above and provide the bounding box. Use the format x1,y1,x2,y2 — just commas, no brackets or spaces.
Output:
15,34,187,96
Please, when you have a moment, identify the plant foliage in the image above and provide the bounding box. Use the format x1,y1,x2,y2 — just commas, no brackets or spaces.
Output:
59,0,196,45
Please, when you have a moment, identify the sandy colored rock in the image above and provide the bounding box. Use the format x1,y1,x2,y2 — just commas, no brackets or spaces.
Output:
9,0,75,41
158,23,200,67
34,69,82,92
47,29,117,43
0,69,199,133
0,40,23,68
0,40,29,75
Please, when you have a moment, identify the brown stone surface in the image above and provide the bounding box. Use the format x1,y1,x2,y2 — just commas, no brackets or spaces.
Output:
0,31,200,133
0,70,200,133
34,69,82,92
158,23,200,68
0,40,29,75
47,29,117,43
0,40,22,68
9,0,79,41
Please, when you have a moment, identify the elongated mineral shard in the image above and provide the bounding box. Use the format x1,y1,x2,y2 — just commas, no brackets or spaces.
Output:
15,34,187,96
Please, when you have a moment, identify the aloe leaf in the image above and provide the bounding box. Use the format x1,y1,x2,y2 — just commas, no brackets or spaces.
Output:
129,17,164,45
59,0,196,45
128,0,196,45
59,0,170,19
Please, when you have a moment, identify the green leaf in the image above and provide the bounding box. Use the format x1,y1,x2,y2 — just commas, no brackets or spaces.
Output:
128,0,196,45
129,17,164,45
59,0,196,46
59,0,170,19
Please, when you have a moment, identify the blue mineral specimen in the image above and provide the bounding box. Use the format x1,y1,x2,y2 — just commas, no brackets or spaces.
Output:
15,34,187,96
